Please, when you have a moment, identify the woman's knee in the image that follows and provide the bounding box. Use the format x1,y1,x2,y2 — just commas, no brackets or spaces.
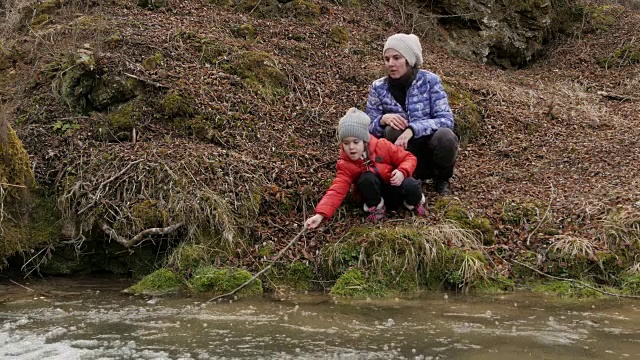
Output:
432,128,459,150
384,127,403,143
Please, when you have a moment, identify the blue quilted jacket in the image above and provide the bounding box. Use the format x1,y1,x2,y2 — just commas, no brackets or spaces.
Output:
366,70,454,139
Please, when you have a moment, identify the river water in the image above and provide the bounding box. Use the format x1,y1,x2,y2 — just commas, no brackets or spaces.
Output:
1,276,639,359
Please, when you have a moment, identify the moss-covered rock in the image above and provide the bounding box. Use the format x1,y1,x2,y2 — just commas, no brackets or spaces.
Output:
125,268,183,296
198,38,228,65
435,198,495,245
329,25,349,46
142,53,164,71
161,91,195,118
88,76,137,110
620,273,640,295
189,266,263,298
167,243,211,274
331,268,387,297
53,51,97,114
444,83,482,145
232,24,257,40
223,51,288,98
97,101,141,141
283,0,320,22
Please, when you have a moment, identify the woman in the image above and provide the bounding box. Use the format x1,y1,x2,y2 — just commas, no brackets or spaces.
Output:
366,33,459,195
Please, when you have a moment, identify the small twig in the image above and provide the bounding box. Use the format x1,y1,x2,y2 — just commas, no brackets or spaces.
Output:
100,222,184,248
9,279,35,292
597,91,637,102
512,259,640,299
0,183,27,188
125,73,169,89
208,227,307,302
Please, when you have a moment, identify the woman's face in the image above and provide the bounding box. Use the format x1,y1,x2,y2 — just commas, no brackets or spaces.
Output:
384,49,409,79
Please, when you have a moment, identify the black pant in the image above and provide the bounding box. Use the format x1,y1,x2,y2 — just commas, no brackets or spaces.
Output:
384,127,459,181
356,171,423,209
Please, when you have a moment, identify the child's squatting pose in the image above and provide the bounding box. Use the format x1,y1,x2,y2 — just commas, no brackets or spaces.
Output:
305,108,427,230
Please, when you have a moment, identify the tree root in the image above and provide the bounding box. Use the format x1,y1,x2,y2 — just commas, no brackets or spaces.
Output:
100,222,184,248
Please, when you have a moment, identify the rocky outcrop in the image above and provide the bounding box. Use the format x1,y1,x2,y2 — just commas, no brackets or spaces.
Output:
424,0,578,68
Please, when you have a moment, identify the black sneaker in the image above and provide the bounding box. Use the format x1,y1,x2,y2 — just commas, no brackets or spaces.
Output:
435,179,452,195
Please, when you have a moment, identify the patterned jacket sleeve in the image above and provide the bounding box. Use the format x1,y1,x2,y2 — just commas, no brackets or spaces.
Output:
366,82,385,138
407,74,454,138
314,161,355,219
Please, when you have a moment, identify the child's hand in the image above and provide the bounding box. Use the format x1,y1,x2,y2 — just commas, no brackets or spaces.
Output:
390,169,405,186
305,214,324,229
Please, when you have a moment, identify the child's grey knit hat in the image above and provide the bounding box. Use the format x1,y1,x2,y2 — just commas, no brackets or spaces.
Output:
383,33,423,67
338,108,371,142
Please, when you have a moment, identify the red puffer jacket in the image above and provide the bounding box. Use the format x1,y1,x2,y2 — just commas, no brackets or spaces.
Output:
315,136,417,219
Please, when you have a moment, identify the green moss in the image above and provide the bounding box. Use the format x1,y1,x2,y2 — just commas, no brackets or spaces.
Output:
444,83,482,145
475,276,516,294
189,266,263,298
597,43,640,69
104,33,122,49
232,24,256,40
131,200,167,228
620,273,640,295
532,280,607,299
435,198,495,245
167,243,211,274
330,26,349,46
223,51,287,98
501,200,541,225
125,268,182,296
284,0,320,22
331,268,387,298
142,53,164,71
586,4,622,32
0,122,34,191
99,102,139,141
161,91,195,118
198,38,228,65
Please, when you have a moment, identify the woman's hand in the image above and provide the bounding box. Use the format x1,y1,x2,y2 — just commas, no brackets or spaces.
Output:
394,128,413,149
381,114,408,131
305,214,324,229
390,169,405,186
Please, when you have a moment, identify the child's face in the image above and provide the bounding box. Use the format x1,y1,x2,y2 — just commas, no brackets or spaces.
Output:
341,137,365,161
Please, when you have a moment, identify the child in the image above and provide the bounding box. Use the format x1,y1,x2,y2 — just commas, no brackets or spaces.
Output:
305,108,426,230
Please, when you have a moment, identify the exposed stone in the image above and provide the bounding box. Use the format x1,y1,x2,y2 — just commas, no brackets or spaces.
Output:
422,0,579,68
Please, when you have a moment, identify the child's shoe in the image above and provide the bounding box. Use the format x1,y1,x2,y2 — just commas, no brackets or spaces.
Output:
364,199,386,223
404,195,427,216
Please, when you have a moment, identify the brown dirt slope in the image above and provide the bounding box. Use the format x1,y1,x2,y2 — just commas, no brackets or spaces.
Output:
1,0,639,270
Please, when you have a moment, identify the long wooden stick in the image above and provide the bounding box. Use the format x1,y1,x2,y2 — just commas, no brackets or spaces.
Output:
208,227,307,302
512,259,640,299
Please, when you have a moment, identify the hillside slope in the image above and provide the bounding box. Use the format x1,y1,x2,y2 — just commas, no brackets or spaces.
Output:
1,0,639,282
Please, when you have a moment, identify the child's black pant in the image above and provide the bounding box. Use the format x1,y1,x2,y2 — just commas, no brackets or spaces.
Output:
356,171,423,209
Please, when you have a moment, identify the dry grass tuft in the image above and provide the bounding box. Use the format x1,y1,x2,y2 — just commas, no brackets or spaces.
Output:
548,235,598,259
601,206,640,250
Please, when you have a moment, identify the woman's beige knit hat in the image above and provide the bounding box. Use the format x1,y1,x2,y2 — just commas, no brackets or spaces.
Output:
383,33,423,67
338,108,371,142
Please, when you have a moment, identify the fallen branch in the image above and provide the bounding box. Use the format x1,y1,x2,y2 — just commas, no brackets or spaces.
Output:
100,222,184,248
208,226,307,302
597,91,637,102
0,183,27,188
125,73,169,88
9,279,35,292
512,259,640,299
